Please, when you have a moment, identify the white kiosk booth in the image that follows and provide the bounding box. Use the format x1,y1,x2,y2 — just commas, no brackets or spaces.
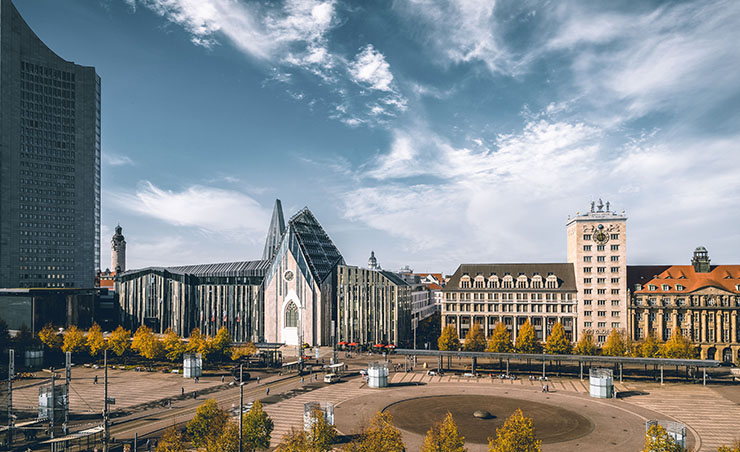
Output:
589,368,614,398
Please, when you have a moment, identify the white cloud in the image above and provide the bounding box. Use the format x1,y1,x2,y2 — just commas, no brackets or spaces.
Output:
102,152,135,166
130,0,336,64
349,45,395,92
112,182,271,239
341,117,740,266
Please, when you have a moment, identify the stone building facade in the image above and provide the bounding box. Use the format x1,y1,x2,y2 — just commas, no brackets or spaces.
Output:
628,247,740,363
441,264,578,344
335,265,412,347
567,200,628,344
1,0,101,288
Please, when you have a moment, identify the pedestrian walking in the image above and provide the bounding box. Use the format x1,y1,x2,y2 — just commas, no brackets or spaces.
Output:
257,376,261,384
94,375,98,385
146,439,151,451
181,387,184,396
266,387,270,396
221,375,225,383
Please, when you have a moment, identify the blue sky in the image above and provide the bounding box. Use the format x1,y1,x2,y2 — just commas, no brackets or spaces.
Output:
15,0,740,274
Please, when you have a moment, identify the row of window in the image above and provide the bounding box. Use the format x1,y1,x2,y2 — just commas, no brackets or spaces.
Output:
19,204,75,213
20,196,75,205
584,300,620,306
583,310,621,318
583,244,620,251
446,292,574,301
633,296,739,307
583,321,620,330
583,267,621,274
19,213,75,222
445,303,574,313
20,170,75,181
583,288,620,295
583,255,620,262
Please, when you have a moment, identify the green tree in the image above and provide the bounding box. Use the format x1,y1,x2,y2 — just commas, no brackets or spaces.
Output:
544,322,572,355
274,407,336,452
488,409,541,452
515,320,541,354
601,329,627,357
242,400,274,451
574,329,597,356
231,342,258,361
132,325,164,360
463,323,486,352
661,329,696,359
156,426,186,452
162,328,186,362
421,412,467,452
642,424,683,452
87,323,107,357
344,412,405,452
438,325,460,351
639,333,661,358
486,322,513,353
108,326,131,357
186,399,229,448
62,325,87,355
38,323,62,350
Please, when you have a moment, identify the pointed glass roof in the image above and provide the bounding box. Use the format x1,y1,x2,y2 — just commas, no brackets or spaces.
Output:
262,199,286,261
288,208,344,283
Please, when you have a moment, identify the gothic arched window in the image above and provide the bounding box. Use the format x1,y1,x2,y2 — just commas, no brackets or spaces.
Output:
285,302,298,328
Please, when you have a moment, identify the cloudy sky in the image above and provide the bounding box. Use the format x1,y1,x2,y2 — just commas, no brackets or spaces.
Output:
16,0,740,274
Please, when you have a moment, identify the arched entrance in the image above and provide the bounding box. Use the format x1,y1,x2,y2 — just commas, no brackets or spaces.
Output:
706,346,717,361
722,347,733,363
282,300,300,345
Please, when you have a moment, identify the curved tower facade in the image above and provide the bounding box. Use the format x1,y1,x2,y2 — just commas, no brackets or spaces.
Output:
111,225,126,273
0,0,100,288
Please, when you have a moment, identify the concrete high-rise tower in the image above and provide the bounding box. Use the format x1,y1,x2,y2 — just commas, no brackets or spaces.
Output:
111,225,126,273
567,199,627,344
0,0,100,288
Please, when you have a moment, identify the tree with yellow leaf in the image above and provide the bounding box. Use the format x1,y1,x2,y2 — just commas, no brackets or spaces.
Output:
231,342,258,361
515,320,541,354
601,329,627,357
187,328,205,354
574,329,597,356
488,409,541,452
641,424,682,452
421,412,467,452
717,440,740,452
463,323,486,352
212,326,232,358
108,326,131,357
544,322,571,355
62,325,87,355
38,323,62,350
343,412,405,452
155,426,186,452
132,325,164,360
86,323,107,357
660,329,697,359
162,328,186,362
638,333,661,358
438,325,460,352
486,322,513,353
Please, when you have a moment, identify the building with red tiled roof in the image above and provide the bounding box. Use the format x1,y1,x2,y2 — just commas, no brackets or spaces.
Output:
627,247,740,362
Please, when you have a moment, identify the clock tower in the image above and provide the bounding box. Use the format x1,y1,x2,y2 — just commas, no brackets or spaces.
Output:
567,200,627,344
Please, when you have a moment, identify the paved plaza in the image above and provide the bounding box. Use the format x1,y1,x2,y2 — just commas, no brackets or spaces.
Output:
259,369,740,451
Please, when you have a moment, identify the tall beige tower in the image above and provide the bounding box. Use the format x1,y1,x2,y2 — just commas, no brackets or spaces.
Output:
567,200,627,344
111,225,126,273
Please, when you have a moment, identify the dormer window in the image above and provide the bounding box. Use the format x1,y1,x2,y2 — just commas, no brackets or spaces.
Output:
661,284,670,291
635,284,642,291
676,284,685,291
648,284,657,291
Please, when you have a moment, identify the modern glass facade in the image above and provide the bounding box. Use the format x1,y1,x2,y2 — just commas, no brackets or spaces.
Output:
0,0,100,288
